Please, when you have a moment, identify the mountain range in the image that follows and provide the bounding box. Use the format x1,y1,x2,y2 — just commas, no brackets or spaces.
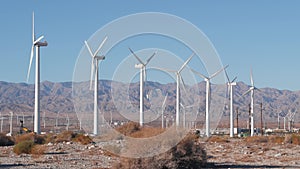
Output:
0,80,299,125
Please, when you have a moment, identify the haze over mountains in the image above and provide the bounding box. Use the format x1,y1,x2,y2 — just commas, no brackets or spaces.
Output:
0,80,299,124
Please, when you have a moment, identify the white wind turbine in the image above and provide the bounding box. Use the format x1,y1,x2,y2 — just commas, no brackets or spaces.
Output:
26,12,48,134
225,70,237,137
85,36,108,136
154,53,194,127
161,94,168,128
243,69,259,136
191,65,228,137
129,48,157,126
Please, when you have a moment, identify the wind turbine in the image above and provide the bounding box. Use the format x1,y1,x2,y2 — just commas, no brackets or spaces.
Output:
154,53,194,127
242,69,259,136
161,94,168,128
129,48,157,126
191,65,228,137
26,12,47,134
225,70,237,137
85,36,108,135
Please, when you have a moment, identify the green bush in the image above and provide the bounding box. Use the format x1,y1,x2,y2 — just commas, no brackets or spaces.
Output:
13,140,34,155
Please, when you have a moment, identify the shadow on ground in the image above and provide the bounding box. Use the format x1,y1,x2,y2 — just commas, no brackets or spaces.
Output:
206,163,298,168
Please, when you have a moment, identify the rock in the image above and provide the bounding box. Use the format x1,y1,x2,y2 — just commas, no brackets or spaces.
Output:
47,142,53,146
274,153,281,157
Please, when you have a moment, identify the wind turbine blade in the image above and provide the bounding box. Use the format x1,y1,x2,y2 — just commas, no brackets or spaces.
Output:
191,68,208,79
143,68,146,82
129,48,145,65
162,93,168,109
27,45,34,82
224,69,230,83
94,36,108,57
242,88,252,97
151,67,177,73
84,41,94,57
90,59,95,90
145,51,157,65
33,35,44,44
231,76,237,83
210,65,229,79
250,68,254,87
179,75,187,93
32,12,35,43
178,53,194,73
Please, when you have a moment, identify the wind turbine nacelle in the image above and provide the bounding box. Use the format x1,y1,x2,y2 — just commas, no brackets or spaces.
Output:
135,64,144,69
95,56,105,60
36,41,48,47
231,82,237,85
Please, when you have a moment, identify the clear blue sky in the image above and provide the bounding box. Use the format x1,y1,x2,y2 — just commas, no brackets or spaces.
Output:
0,0,300,90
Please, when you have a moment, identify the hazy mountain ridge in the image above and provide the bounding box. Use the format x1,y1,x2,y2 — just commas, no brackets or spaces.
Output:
0,80,299,122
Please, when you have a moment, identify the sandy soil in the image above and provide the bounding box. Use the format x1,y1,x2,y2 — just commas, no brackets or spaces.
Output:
1,137,300,169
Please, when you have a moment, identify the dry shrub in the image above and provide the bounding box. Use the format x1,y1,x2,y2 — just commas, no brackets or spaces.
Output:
73,133,92,145
208,136,230,143
13,140,34,155
14,133,35,144
55,131,75,143
291,134,300,145
54,131,93,145
30,144,46,155
116,122,140,136
269,135,284,144
130,127,165,138
0,133,14,146
284,134,293,144
34,135,46,144
245,136,268,143
113,133,207,169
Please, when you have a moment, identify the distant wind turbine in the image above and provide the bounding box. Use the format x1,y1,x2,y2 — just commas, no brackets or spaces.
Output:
85,36,108,135
242,69,259,136
191,65,228,137
26,12,48,134
129,48,157,126
154,53,194,127
225,70,237,137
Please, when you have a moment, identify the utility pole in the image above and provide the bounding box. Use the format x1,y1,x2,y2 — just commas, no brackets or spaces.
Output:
260,102,263,135
236,107,239,135
248,104,251,131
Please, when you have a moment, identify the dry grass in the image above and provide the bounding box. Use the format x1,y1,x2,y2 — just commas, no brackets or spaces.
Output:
269,135,284,144
73,133,93,145
14,133,35,144
245,136,268,143
116,122,140,136
291,134,300,145
208,136,230,143
112,133,207,169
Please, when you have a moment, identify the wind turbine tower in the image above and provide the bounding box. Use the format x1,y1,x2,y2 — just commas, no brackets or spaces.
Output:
225,70,237,137
154,53,194,127
243,69,259,136
27,12,48,134
129,48,156,126
85,36,108,136
192,65,228,137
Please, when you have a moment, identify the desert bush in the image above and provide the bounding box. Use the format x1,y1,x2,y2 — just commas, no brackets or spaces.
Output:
34,135,46,144
245,136,268,143
0,133,14,146
13,140,34,155
116,122,140,136
291,134,300,145
269,135,284,144
284,134,293,144
14,133,35,144
208,136,230,143
73,133,92,145
113,133,207,169
30,144,46,155
130,127,165,138
55,131,75,143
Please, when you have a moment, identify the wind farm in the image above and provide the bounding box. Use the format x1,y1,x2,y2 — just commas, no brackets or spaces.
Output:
1,1,300,168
